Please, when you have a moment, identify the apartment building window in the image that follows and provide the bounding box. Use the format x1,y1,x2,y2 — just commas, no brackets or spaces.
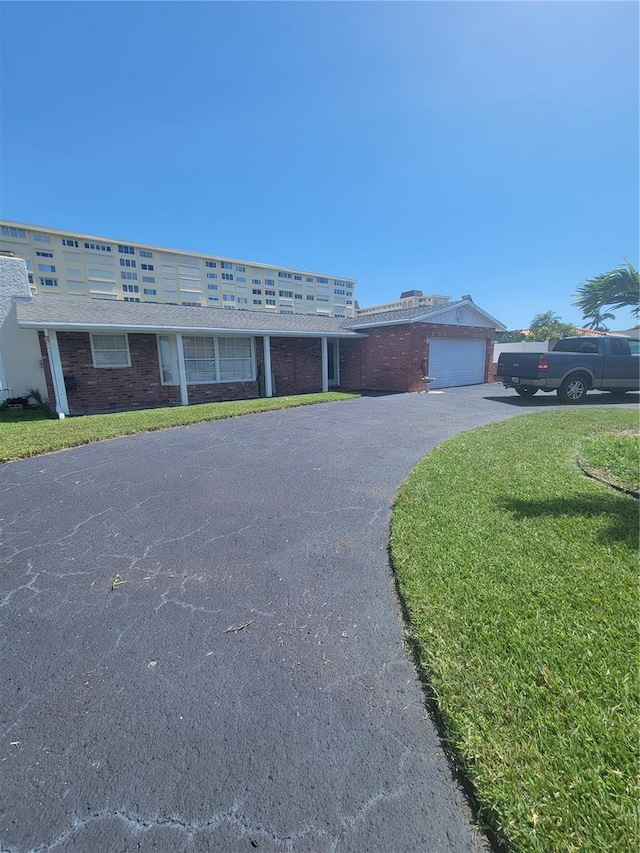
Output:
88,268,114,279
306,277,313,282
223,294,235,302
91,334,131,367
316,277,328,284
294,275,302,281
141,263,154,270
121,271,138,280
237,276,246,283
251,279,261,285
221,262,233,270
120,258,137,267
265,298,276,305
223,305,235,310
265,278,274,286
206,273,217,279
280,309,294,314
40,278,58,287
278,272,292,279
122,284,139,293
37,264,56,272
142,276,156,283
235,265,245,272
253,299,262,305
208,295,219,301
84,242,111,252
334,280,350,287
143,288,157,295
294,294,303,299
306,295,314,301
207,283,218,290
35,251,54,258
25,260,33,269
2,225,27,238
221,273,234,281
317,296,329,302
237,297,248,304
206,261,216,268
334,288,345,295
178,264,199,277
279,290,293,298
118,245,135,254
28,274,34,283
265,289,275,296
346,300,353,305
252,288,262,295
61,238,78,247
181,301,202,307
139,250,153,258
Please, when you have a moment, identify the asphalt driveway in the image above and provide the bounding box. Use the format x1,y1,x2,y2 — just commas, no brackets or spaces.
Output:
1,386,636,852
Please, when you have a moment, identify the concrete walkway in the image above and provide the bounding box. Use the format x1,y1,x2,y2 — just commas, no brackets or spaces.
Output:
1,386,634,852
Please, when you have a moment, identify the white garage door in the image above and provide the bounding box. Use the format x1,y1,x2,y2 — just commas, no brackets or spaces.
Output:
428,338,486,389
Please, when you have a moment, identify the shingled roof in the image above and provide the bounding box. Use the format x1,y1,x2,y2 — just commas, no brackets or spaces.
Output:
16,294,365,338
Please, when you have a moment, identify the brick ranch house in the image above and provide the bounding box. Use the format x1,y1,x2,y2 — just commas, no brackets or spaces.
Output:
2,259,506,415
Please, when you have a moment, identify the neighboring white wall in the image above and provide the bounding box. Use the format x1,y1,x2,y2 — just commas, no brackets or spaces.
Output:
493,340,550,360
0,256,46,401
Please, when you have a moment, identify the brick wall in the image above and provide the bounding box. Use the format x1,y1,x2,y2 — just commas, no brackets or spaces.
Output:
267,337,322,395
340,323,495,392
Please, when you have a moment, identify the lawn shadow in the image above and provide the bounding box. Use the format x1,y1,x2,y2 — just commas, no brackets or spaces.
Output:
495,492,639,550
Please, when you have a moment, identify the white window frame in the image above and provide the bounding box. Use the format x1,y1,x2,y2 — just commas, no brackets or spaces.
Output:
158,334,256,385
90,333,131,368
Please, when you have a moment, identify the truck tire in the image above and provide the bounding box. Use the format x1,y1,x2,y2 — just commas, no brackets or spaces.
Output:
515,386,538,397
558,374,589,404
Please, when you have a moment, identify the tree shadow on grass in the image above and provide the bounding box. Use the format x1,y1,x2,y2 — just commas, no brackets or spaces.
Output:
495,493,639,550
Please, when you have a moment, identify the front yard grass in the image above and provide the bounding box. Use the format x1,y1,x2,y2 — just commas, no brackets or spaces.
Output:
391,409,639,853
0,392,359,463
579,430,639,494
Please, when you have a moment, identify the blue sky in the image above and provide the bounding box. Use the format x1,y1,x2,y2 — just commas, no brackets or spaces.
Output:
1,1,638,329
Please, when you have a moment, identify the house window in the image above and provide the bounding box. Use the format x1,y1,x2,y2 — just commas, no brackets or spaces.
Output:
91,334,131,368
178,335,254,383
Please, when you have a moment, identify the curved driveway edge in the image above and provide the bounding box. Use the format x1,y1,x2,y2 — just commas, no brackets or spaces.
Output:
1,386,635,852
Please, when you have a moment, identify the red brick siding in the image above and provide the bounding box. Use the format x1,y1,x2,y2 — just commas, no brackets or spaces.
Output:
267,337,322,395
340,323,495,391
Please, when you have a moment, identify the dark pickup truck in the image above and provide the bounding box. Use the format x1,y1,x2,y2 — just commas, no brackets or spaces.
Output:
496,335,640,403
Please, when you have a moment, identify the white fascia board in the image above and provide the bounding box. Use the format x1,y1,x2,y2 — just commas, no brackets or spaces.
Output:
351,304,506,331
17,320,366,339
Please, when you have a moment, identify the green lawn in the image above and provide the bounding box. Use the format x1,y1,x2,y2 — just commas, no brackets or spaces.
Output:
0,392,359,463
391,409,639,853
579,430,639,494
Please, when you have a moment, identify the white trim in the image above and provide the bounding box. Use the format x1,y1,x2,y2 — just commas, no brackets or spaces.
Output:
175,334,189,406
44,330,69,416
263,336,273,398
321,336,329,393
351,302,506,331
89,332,131,368
17,320,364,339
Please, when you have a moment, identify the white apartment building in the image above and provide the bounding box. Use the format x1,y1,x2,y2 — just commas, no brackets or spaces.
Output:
0,221,357,318
357,289,452,317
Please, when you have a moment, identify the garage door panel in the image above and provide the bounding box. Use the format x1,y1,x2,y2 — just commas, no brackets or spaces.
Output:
428,338,486,389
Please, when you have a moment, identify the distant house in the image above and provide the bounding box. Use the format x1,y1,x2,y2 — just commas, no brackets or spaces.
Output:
1,256,507,415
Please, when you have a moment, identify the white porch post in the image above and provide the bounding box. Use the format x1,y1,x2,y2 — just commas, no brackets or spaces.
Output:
175,333,189,406
263,336,273,398
44,330,69,416
321,336,329,393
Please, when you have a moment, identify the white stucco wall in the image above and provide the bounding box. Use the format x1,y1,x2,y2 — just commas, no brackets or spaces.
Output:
0,256,47,401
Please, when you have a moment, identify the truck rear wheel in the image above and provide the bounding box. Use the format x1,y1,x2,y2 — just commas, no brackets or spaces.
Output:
558,374,589,404
515,386,538,397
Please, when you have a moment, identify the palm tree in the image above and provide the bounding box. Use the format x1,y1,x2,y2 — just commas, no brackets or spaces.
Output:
528,311,576,342
573,261,640,318
582,308,615,331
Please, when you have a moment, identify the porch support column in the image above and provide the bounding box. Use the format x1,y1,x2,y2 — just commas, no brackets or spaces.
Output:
175,333,189,406
321,336,329,393
44,329,69,416
263,336,273,398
